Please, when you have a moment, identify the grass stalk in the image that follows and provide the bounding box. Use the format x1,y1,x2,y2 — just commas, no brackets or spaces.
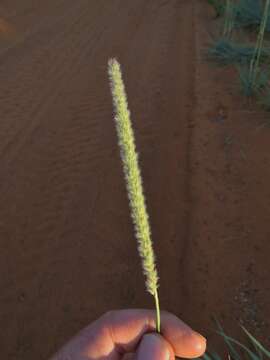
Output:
239,64,268,97
250,0,270,89
223,0,234,37
154,289,161,333
199,320,270,360
108,58,161,333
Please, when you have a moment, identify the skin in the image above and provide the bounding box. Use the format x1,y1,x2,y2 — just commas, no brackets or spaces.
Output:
49,309,206,360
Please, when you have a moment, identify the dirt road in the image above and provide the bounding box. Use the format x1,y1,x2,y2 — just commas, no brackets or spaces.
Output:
1,1,269,359
0,1,197,359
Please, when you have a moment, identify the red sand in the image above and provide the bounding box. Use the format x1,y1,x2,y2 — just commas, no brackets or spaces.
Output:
0,1,269,359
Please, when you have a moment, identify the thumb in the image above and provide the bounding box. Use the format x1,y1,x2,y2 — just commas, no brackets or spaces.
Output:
136,333,174,360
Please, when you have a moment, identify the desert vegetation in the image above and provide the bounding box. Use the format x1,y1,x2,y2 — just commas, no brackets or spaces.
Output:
199,320,270,360
204,0,270,357
207,0,270,106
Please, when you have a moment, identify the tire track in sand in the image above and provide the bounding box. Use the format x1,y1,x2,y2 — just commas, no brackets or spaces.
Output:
0,1,108,161
0,0,148,304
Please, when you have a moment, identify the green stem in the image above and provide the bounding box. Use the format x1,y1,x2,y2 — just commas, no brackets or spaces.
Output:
250,0,270,88
223,0,229,36
154,289,161,333
223,0,233,37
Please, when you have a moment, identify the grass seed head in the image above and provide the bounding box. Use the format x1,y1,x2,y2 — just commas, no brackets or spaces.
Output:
108,58,159,297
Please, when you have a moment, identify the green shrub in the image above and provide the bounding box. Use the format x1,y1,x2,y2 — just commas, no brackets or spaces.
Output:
233,0,270,31
207,38,270,65
198,321,270,360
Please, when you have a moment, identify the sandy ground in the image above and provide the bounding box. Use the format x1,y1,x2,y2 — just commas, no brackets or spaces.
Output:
0,1,269,359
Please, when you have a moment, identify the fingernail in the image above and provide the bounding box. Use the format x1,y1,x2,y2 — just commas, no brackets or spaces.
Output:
165,349,171,360
192,331,207,352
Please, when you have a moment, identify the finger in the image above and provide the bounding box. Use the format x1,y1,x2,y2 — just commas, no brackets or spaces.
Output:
136,333,174,360
159,311,206,358
86,309,206,359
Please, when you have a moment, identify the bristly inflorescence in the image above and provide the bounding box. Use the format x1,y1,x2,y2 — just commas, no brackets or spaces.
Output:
108,58,159,296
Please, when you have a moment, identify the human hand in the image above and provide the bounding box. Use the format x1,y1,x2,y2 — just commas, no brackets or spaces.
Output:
50,309,206,360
